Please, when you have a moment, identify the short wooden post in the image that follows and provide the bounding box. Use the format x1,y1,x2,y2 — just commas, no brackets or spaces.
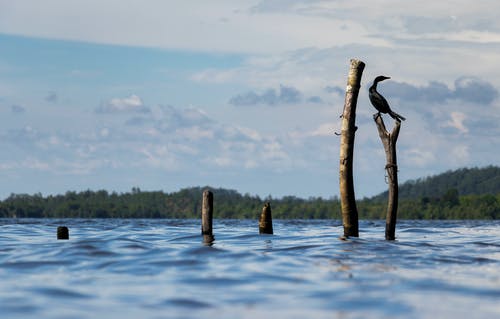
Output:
373,113,401,240
201,190,213,236
259,202,273,234
57,226,69,240
339,59,365,237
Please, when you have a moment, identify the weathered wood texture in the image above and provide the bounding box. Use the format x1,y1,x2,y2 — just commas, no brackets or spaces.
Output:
373,113,401,240
259,202,273,234
339,59,365,237
201,190,213,236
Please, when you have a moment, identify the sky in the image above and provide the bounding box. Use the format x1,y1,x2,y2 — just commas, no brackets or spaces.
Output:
0,0,499,199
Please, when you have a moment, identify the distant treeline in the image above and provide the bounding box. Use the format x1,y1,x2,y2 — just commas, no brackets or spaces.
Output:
1,166,498,219
0,186,498,220
372,166,500,201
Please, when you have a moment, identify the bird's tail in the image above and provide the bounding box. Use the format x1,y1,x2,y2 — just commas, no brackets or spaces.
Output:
389,110,406,121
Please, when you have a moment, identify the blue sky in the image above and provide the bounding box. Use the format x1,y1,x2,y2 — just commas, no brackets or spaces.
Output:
0,0,499,199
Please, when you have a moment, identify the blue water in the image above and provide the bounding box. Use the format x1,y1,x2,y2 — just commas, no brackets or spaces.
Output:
0,219,499,319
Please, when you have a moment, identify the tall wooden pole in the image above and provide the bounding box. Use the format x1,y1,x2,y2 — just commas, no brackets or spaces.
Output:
201,190,213,236
373,113,401,240
339,59,365,237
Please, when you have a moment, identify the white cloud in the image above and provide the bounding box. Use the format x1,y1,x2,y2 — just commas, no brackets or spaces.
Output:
446,112,468,134
139,145,179,171
234,126,261,141
96,94,149,113
175,126,214,141
380,77,498,105
0,0,397,54
289,123,334,139
210,156,234,168
0,156,114,175
309,123,334,137
69,103,302,174
229,85,304,106
20,158,50,171
403,148,436,167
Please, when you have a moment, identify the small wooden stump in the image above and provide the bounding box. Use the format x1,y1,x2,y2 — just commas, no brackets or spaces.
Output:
201,190,213,236
373,113,401,240
57,226,69,240
259,202,273,234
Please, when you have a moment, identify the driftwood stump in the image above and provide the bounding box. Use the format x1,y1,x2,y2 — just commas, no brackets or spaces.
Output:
57,226,69,240
373,113,401,240
339,59,365,237
259,202,273,234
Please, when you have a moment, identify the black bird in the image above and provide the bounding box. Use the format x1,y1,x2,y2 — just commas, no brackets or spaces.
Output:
369,75,406,121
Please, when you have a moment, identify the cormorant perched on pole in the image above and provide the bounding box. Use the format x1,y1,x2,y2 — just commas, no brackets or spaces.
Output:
369,76,406,121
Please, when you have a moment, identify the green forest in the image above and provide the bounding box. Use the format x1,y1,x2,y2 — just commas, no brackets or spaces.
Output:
1,166,498,219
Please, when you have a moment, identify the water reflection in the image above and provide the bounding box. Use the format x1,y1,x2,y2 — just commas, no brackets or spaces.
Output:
263,239,273,252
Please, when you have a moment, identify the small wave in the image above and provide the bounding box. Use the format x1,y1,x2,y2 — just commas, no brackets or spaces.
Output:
161,298,213,309
0,260,74,270
31,287,92,299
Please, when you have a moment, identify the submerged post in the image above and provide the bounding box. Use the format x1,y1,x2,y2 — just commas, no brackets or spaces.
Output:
259,202,273,234
201,190,213,236
57,226,69,240
373,113,401,240
339,59,365,237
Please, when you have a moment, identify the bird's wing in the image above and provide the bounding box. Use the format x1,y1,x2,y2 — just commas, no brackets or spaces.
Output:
369,90,391,113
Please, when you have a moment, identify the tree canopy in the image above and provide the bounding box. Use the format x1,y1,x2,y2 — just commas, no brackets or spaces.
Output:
0,166,498,219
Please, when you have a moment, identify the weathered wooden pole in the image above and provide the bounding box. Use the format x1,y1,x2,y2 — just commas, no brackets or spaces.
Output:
373,113,401,240
339,59,365,237
201,190,213,236
57,226,69,240
259,202,273,234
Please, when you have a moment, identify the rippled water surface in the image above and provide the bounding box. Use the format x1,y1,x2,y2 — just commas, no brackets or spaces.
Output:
0,219,499,318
